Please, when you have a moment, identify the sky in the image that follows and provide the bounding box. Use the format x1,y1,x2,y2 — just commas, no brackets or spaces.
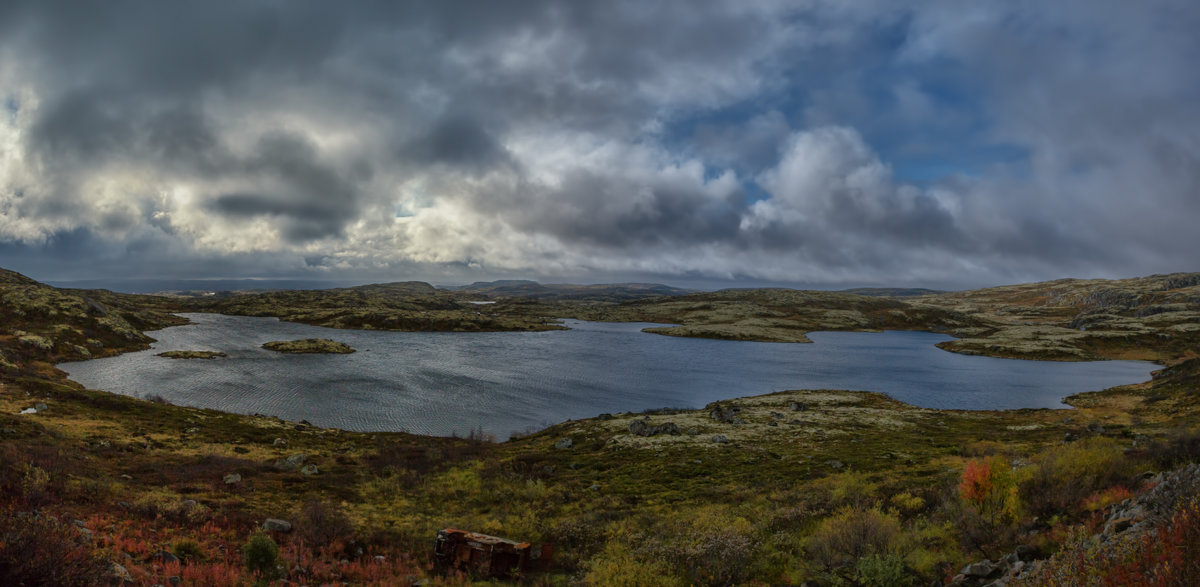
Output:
1,1,1198,290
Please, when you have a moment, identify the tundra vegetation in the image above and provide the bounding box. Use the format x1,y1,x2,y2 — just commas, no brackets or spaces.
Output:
0,267,1198,585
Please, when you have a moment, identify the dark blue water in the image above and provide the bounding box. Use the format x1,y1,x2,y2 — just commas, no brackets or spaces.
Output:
60,314,1155,438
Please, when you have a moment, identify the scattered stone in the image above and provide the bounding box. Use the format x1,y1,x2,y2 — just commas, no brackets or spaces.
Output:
120,474,133,481
273,437,287,446
629,419,649,436
711,435,729,444
180,499,198,510
1104,517,1134,536
629,419,681,437
686,427,699,436
768,421,778,427
263,518,293,532
1064,432,1078,442
790,402,808,412
300,464,320,476
961,560,997,578
826,460,844,469
709,403,741,424
34,402,48,412
554,437,574,450
589,484,601,491
275,454,307,471
770,411,784,419
19,407,35,415
110,562,134,583
153,550,180,564
224,473,242,485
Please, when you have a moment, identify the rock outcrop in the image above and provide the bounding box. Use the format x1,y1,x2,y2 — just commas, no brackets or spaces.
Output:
949,463,1200,586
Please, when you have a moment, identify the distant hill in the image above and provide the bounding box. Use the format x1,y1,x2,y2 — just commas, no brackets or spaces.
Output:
839,287,945,297
46,278,359,294
445,280,693,301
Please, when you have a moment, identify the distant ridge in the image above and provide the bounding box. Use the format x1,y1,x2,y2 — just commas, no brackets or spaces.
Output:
442,280,693,301
839,287,945,297
46,278,359,294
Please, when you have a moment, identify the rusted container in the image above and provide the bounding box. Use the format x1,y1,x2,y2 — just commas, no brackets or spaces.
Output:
434,528,552,578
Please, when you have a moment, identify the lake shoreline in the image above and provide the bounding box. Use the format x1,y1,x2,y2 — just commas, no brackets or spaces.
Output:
58,313,1156,440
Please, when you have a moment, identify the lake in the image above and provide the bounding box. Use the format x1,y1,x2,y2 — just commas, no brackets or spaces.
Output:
60,313,1156,438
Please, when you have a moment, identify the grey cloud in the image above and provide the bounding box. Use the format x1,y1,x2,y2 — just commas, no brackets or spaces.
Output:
203,132,372,243
1,0,1197,287
397,117,513,171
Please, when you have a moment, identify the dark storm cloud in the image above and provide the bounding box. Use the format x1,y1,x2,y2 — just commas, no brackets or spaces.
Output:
0,0,1197,287
397,117,513,171
203,132,372,242
506,171,747,249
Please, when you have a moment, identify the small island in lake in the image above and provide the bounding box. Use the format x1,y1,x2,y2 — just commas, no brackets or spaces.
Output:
262,338,355,354
156,350,227,359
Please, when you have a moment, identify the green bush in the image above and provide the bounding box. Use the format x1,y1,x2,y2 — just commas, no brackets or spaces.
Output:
173,539,203,562
1020,438,1136,520
241,532,280,579
806,507,900,574
855,553,914,587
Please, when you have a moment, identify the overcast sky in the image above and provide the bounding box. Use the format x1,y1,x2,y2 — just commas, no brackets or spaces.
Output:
1,1,1197,289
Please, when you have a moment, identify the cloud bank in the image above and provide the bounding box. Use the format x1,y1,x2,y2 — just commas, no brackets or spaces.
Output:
1,0,1197,287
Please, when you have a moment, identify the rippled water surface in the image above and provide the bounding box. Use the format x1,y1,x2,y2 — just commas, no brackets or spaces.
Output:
61,314,1155,438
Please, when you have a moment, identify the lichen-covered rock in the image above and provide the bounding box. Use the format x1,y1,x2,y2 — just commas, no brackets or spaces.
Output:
263,518,292,532
262,338,355,354
274,454,307,471
157,350,227,359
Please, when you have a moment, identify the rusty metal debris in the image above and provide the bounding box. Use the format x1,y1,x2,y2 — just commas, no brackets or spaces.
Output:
434,528,552,578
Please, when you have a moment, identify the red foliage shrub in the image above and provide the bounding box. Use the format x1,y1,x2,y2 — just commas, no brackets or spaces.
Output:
1013,497,1200,586
0,508,111,586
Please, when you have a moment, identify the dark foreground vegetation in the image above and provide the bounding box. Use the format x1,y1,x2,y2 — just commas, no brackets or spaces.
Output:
1,267,1198,585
